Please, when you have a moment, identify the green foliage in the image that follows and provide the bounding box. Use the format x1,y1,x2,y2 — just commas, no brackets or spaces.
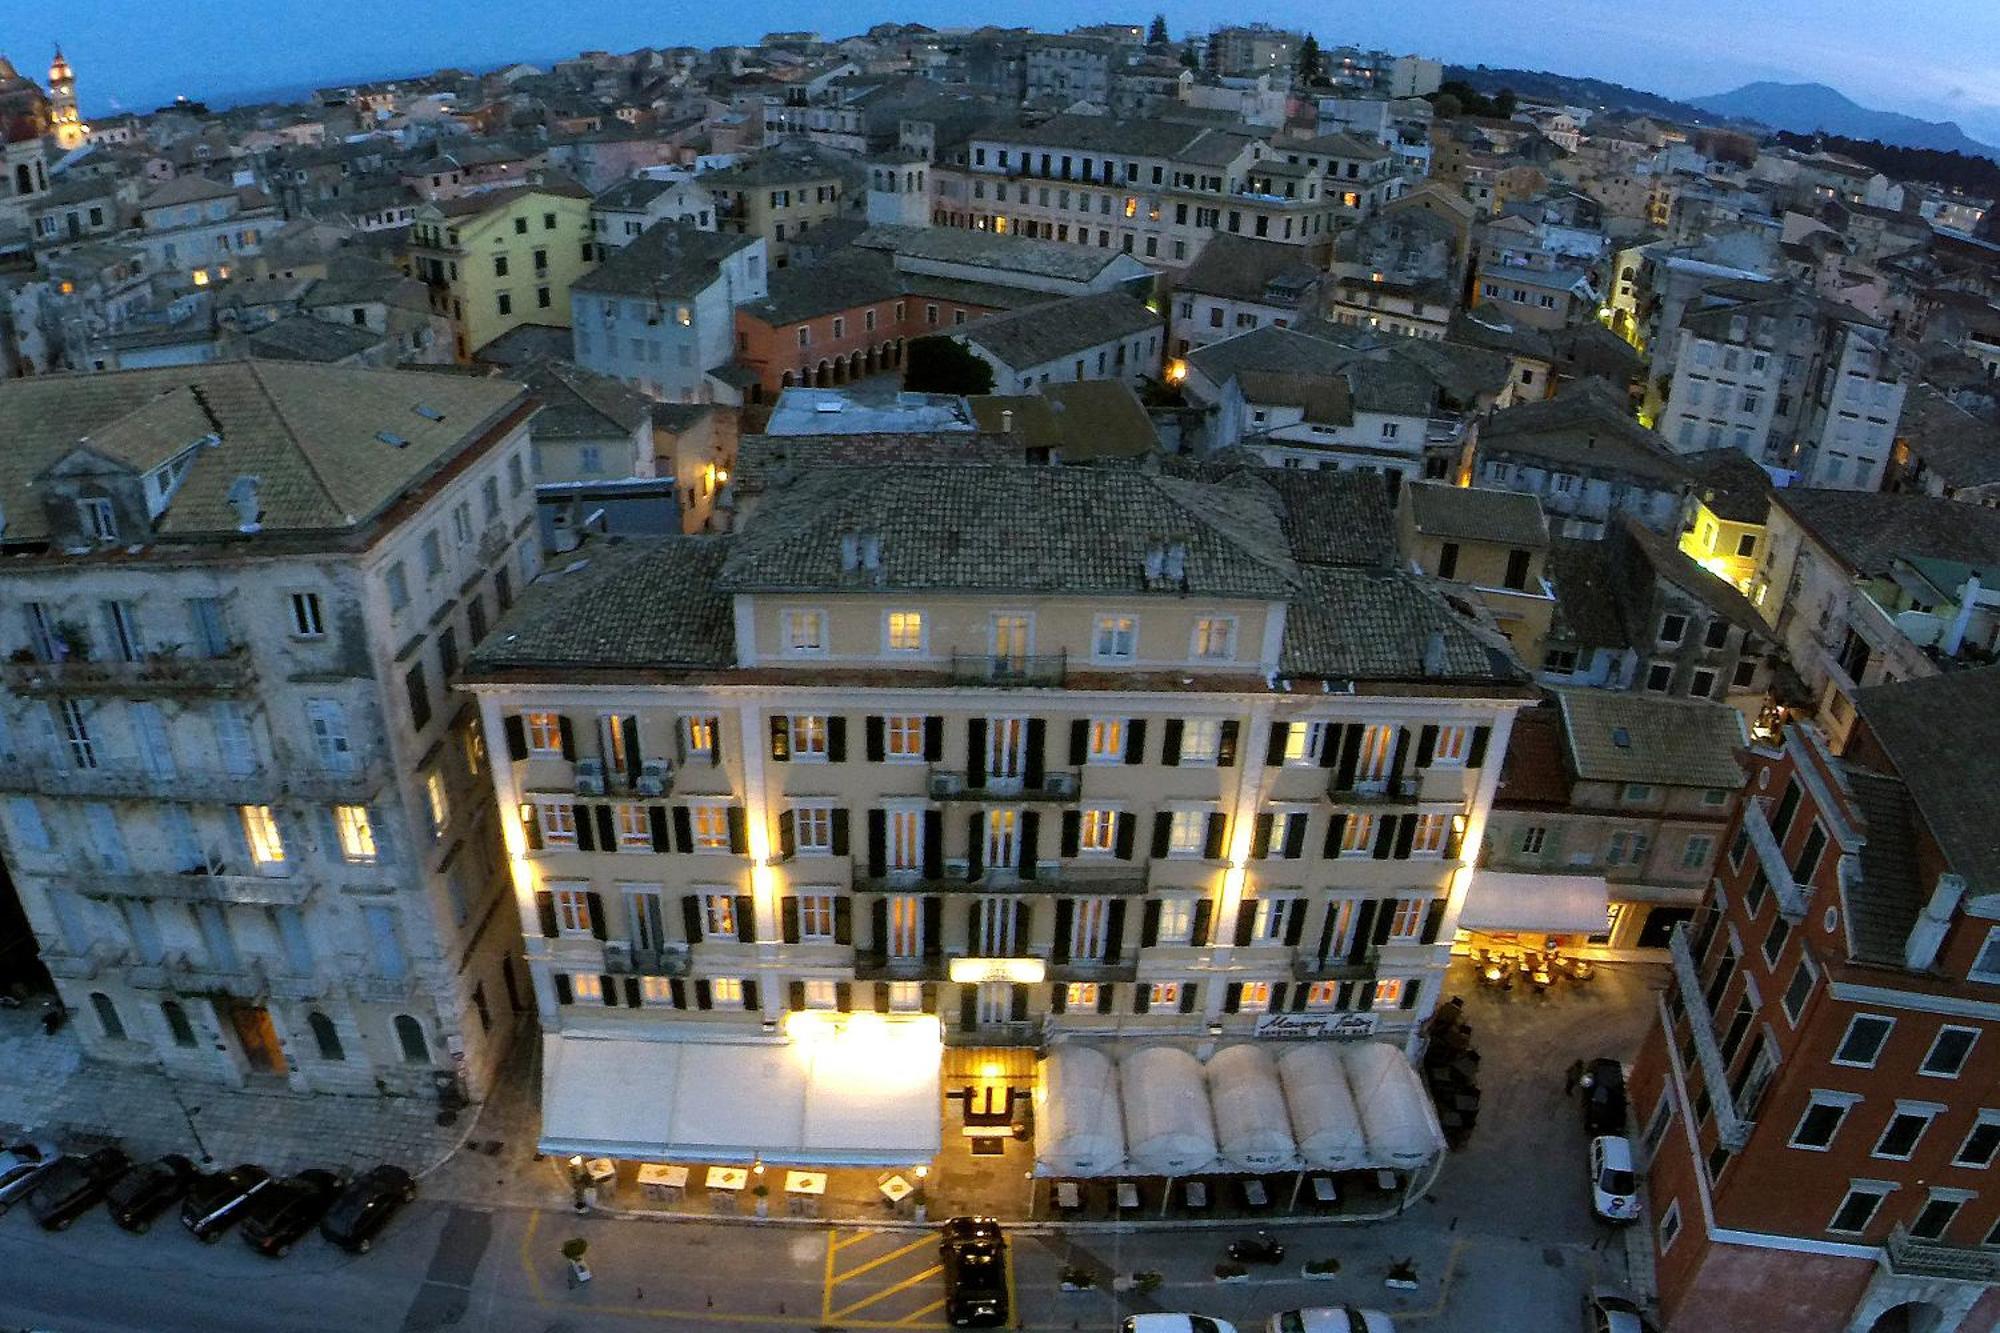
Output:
560,1237,589,1263
1147,13,1169,46
904,335,995,395
1296,34,1321,81
1180,41,1199,71
1771,129,2000,197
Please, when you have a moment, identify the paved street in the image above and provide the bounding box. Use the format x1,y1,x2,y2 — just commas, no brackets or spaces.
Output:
0,961,1666,1332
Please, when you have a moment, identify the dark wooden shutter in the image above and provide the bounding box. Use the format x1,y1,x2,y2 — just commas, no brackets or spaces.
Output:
706,721,722,768
1387,726,1411,793
874,983,891,1014
523,804,542,850
1372,898,1396,946
923,810,944,880
623,978,642,1009
1373,816,1397,859
1160,719,1184,766
1179,983,1199,1014
1191,897,1213,946
1318,722,1345,769
1019,811,1040,878
959,988,977,1031
864,715,885,763
1315,901,1339,965
1335,725,1363,789
554,974,572,1005
1203,813,1226,860
1150,812,1172,860
924,716,944,762
1421,897,1447,944
1252,812,1275,860
1393,814,1418,860
1010,985,1028,1022
620,716,642,784
922,896,942,959
781,896,800,943
965,812,983,882
1265,720,1289,767
1218,720,1239,767
921,983,937,1014
1444,816,1464,861
1050,984,1068,1014
769,715,790,762
966,717,987,789
834,895,852,944
831,808,850,857
586,891,607,940
1467,725,1491,769
670,979,686,1009
1284,901,1307,946
1052,898,1073,964
1290,982,1309,1012
575,805,597,852
649,805,670,853
599,976,617,1008
557,715,576,760
870,898,888,951
836,982,852,1013
726,806,747,855
734,895,756,942
1061,811,1081,857
1400,978,1422,1010
672,805,694,853
827,716,847,763
504,715,527,760
1140,899,1162,947
1415,724,1438,770
1024,718,1046,788
1103,901,1127,964
535,890,558,938
1133,983,1151,1014
1124,718,1147,765
1113,812,1135,861
1223,982,1242,1013
1233,901,1256,947
694,980,712,1010
681,894,703,942
593,805,616,852
1013,899,1031,949
777,809,796,860
1097,985,1116,1015
1282,813,1307,859
789,981,805,1012
867,810,887,878
1068,719,1088,766
1270,982,1289,1013
1348,900,1376,962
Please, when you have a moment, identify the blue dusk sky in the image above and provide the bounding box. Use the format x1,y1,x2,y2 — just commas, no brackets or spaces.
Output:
8,0,1998,142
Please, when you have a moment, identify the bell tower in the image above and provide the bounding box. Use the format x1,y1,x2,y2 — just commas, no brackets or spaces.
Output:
48,46,85,150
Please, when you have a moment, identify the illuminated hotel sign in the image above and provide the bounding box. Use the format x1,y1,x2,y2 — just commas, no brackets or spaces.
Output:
1253,1011,1379,1041
946,957,1048,985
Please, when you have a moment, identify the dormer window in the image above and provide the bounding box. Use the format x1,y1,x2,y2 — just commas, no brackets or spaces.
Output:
78,497,117,542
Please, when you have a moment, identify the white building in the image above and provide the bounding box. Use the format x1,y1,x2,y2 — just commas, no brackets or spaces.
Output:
569,222,768,404
957,290,1163,394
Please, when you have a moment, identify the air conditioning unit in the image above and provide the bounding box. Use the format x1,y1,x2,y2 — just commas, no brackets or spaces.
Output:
574,758,606,795
636,759,672,796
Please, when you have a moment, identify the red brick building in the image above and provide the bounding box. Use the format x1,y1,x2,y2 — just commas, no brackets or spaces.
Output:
1630,667,2000,1333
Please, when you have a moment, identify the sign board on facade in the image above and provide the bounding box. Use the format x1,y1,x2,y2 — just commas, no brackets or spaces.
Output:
946,957,1047,985
1253,1011,1380,1041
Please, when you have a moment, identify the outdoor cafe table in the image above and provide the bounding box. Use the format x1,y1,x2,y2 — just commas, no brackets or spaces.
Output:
637,1163,688,1203
786,1170,827,1216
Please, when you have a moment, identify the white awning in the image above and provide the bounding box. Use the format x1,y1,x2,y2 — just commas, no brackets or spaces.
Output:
1457,870,1610,935
538,1018,942,1167
1207,1044,1300,1173
1033,1045,1126,1178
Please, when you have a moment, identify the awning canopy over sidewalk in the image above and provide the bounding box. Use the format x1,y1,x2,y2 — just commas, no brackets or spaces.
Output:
1457,870,1611,935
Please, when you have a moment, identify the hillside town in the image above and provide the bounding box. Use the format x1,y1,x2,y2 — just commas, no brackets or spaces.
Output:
0,19,1997,1333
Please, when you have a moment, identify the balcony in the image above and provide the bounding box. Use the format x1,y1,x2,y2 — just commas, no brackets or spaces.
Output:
346,972,426,1003
1883,1223,2000,1283
0,755,391,805
853,950,948,982
1,647,255,698
1667,922,1754,1150
1741,800,1806,919
1326,774,1420,803
1045,958,1139,984
1292,953,1376,982
42,940,128,980
603,942,691,977
161,954,272,1001
928,767,1081,803
54,865,316,908
866,863,1150,896
948,651,1067,688
947,1019,1042,1048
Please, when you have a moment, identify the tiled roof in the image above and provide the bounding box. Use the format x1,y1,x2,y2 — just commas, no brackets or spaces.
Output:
740,250,901,325
0,361,528,543
1186,325,1351,384
1236,370,1352,426
592,176,684,210
1480,380,1691,487
1777,489,2000,576
1404,481,1549,548
241,314,382,363
1281,566,1527,683
571,220,759,299
1038,380,1158,459
959,291,1159,371
1681,447,1775,523
1494,705,1573,807
1616,515,1767,634
1252,468,1396,568
512,358,651,438
468,537,737,672
1852,667,2000,900
1896,385,2000,488
1546,539,1628,649
429,175,591,218
1843,770,1925,968
852,223,1137,284
700,143,860,188
716,462,1297,598
1555,689,1747,788
472,323,575,366
732,432,1022,497
140,174,236,209
1178,232,1321,304
974,113,1254,166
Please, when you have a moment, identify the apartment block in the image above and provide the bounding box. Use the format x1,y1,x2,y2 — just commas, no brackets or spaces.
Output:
407,176,596,360
0,361,541,1102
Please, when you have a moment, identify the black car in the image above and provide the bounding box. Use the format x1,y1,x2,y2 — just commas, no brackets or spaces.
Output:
240,1169,341,1257
319,1165,416,1254
26,1147,131,1231
180,1164,271,1243
938,1215,1008,1328
1582,1057,1629,1135
107,1154,198,1233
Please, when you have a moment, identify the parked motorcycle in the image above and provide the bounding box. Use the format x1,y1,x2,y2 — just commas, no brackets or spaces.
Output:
1226,1231,1286,1265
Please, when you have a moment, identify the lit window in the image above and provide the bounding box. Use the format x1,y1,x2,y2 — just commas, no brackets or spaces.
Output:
1167,809,1208,857
794,805,834,853
692,804,731,851
683,715,717,759
334,805,377,863
1339,813,1376,855
525,712,563,754
424,771,449,837
1087,718,1125,763
789,714,829,759
1093,615,1137,660
1431,726,1468,763
1180,719,1221,764
796,893,835,939
887,981,923,1012
554,887,592,935
616,803,651,850
1411,814,1449,856
710,977,746,1008
701,894,737,937
1306,981,1342,1008
1236,981,1273,1013
1148,981,1181,1008
1079,808,1118,854
886,611,924,652
782,610,826,654
1354,724,1395,785
1064,982,1099,1010
801,979,838,1009
884,715,925,760
571,974,603,1004
1192,617,1235,660
240,805,286,867
1154,898,1195,944
1386,897,1427,940
538,802,577,847
1371,978,1408,1010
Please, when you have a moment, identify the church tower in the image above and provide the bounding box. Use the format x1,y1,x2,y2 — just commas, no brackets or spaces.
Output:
48,46,85,150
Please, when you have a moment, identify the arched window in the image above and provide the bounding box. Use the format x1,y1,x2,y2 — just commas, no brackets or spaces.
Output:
160,1000,196,1048
89,992,124,1040
393,1014,429,1064
308,1011,345,1061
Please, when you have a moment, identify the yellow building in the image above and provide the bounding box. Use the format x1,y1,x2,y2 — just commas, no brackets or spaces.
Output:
408,175,595,361
1675,449,1774,600
703,144,856,268
1397,480,1555,670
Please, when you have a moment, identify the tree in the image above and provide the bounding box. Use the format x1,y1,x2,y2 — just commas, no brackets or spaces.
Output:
1432,92,1463,120
904,336,995,395
1296,34,1321,83
1493,87,1518,119
1147,13,1169,46
1180,40,1199,71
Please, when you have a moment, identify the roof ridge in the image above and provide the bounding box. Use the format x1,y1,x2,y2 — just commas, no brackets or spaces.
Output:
1146,473,1301,590
243,360,346,521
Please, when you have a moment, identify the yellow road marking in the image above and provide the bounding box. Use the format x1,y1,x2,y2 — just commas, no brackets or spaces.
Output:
822,1226,838,1324
1390,1238,1467,1323
518,1207,544,1300
897,1296,948,1324
834,1226,886,1251
829,1233,937,1285
827,1263,943,1320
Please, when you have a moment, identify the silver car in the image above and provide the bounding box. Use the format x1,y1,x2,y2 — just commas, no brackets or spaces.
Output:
0,1137,61,1210
1268,1310,1397,1333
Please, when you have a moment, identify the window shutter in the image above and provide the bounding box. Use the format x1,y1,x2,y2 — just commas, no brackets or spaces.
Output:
869,897,888,951
1010,985,1028,1022
1372,816,1397,860
1133,983,1151,1014
778,809,796,860
1103,901,1126,964
1315,900,1339,964
1113,811,1135,861
1061,811,1081,858
1265,720,1289,767
1467,725,1491,769
1050,983,1068,1015
1251,813,1274,860
681,894,703,941
923,810,944,880
554,973,572,1005
734,894,755,942
1421,897,1447,944
727,806,747,855
874,982,891,1014
523,804,542,851
1393,814,1418,860
965,812,984,882
593,805,616,851
649,805,670,853
864,716,885,763
742,980,760,1012
1218,720,1239,767
1013,899,1031,948
834,895,852,944
1124,718,1146,765
1191,898,1213,946
1284,902,1307,946
558,716,576,760
694,980,712,1010
1282,813,1307,859
1400,978,1422,1010
1335,726,1363,788
959,988,977,1031
922,896,942,959
1444,817,1464,862
1387,726,1411,792
781,896,800,944
1348,900,1377,962
1052,898,1073,964
1337,981,1355,1011
1160,719,1184,766
707,722,722,768
535,890,558,938
623,978,642,1009
1203,813,1226,860
621,716,642,784
923,716,943,763
1289,982,1309,1012
1097,984,1116,1015
575,806,597,852
827,716,846,763
1270,982,1289,1013
867,810,887,878
504,715,527,761
1024,718,1046,788
920,983,937,1014
1233,901,1256,947
1068,718,1088,766
1140,900,1161,947
586,891,607,940
1223,982,1242,1013
1150,812,1172,860
1018,811,1040,878
789,981,805,1011
1415,724,1438,769
600,975,617,1008
769,715,790,762
672,805,694,854
966,717,987,788
1179,983,1199,1014
836,982,852,1013
1372,899,1395,946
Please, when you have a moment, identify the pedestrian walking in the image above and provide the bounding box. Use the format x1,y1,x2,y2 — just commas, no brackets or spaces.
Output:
1564,1058,1585,1097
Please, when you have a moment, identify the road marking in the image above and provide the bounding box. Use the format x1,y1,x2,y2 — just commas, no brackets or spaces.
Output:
827,1262,943,1321
1390,1237,1468,1323
829,1233,936,1285
896,1296,948,1324
833,1226,887,1251
822,1227,838,1324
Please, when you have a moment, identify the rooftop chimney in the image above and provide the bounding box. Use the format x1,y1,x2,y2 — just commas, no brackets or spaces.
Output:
1000,408,1014,434
1905,872,1966,972
227,476,262,534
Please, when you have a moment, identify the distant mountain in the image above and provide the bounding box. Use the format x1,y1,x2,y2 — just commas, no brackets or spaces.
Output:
1692,82,1996,156
1443,65,1716,124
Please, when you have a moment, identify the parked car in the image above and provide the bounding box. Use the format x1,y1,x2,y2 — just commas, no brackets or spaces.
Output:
241,1169,342,1258
1589,1136,1640,1224
939,1215,1007,1327
26,1146,131,1230
106,1154,198,1233
1583,1286,1658,1333
181,1164,271,1243
0,1136,60,1210
319,1164,416,1254
1123,1320,1241,1333
1267,1310,1397,1333
1581,1058,1628,1135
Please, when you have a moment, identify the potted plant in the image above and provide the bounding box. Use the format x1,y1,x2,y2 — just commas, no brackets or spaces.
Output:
567,1160,590,1214
1385,1258,1420,1291
53,621,90,662
561,1237,591,1287
1213,1261,1249,1283
751,1182,770,1220
1058,1265,1096,1292
1302,1257,1341,1280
